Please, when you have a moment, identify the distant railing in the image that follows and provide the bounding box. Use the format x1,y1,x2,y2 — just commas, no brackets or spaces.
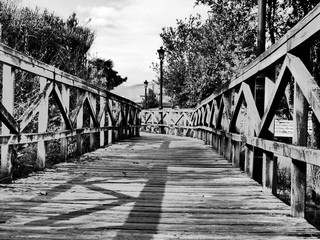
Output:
140,108,193,136
0,43,140,183
192,3,320,219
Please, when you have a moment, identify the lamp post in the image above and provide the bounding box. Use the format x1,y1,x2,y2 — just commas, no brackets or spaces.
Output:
144,80,148,109
157,46,165,109
157,46,165,134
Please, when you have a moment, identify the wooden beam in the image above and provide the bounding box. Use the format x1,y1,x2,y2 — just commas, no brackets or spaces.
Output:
18,82,53,132
0,102,19,134
287,54,320,122
51,85,72,130
258,56,291,137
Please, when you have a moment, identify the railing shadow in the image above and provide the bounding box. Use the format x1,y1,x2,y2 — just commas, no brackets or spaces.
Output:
113,139,170,239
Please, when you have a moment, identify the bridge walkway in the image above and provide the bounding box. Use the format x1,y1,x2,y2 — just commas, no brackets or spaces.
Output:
0,133,319,239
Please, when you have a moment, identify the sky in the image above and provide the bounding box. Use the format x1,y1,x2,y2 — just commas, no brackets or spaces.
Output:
19,0,210,86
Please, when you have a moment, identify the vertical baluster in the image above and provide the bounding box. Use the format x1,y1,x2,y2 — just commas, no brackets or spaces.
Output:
245,108,254,178
291,81,307,217
1,65,14,183
100,96,105,147
262,70,276,192
60,84,69,162
90,93,96,151
76,89,83,155
107,99,113,144
37,77,49,170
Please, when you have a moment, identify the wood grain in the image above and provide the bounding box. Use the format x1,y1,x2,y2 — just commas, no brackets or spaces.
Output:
0,133,319,239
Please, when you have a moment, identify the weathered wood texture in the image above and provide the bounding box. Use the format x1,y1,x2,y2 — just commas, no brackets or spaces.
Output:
189,3,320,221
0,133,319,239
0,42,140,183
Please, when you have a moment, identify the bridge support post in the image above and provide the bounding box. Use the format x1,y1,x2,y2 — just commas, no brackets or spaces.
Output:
60,84,70,161
225,136,232,161
0,65,14,183
232,140,241,168
76,90,84,155
262,73,276,192
90,93,97,151
291,81,307,217
100,96,106,147
37,77,49,170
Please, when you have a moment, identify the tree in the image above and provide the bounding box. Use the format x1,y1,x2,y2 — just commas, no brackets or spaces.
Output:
88,58,127,90
143,88,159,109
159,1,256,107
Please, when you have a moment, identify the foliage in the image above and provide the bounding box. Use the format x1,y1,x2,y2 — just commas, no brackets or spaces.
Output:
142,88,159,109
266,0,320,44
159,1,257,107
0,0,127,91
158,0,320,108
88,58,127,90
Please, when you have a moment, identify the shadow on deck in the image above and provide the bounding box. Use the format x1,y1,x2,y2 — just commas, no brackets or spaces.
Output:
0,133,319,239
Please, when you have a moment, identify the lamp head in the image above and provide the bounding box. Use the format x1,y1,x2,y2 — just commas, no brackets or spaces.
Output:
157,46,165,61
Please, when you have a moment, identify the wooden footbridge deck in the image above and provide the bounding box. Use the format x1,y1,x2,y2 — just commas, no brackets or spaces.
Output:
0,133,319,240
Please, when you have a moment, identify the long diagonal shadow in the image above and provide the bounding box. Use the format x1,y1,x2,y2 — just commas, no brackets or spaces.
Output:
24,180,136,226
112,139,170,240
14,136,171,239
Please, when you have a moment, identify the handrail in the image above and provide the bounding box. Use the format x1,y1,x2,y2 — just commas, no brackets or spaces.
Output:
0,43,141,183
142,3,320,222
191,2,320,220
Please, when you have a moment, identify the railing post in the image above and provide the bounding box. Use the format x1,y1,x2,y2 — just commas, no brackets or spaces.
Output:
262,71,276,192
245,111,254,178
291,81,308,217
225,135,232,161
60,84,69,162
232,140,241,168
253,76,265,183
0,65,14,183
37,77,49,170
76,90,84,155
135,109,140,137
90,93,97,151
100,96,106,147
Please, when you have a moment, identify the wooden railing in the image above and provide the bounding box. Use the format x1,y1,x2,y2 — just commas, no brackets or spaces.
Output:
0,43,140,183
191,3,320,219
140,109,194,136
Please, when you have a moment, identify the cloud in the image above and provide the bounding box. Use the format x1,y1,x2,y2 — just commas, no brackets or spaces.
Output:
76,6,122,28
74,0,210,85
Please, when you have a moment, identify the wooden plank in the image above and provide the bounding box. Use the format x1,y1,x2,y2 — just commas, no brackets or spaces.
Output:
0,133,318,239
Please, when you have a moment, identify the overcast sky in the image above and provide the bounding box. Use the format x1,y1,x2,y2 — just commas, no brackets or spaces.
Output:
20,0,210,86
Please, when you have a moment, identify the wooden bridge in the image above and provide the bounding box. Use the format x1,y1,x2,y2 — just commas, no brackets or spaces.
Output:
0,133,319,239
2,2,320,239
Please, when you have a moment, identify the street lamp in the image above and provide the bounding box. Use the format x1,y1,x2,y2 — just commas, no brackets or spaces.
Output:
157,46,165,134
144,80,148,109
157,46,165,110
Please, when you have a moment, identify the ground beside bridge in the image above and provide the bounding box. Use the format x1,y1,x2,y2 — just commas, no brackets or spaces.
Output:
0,132,319,239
